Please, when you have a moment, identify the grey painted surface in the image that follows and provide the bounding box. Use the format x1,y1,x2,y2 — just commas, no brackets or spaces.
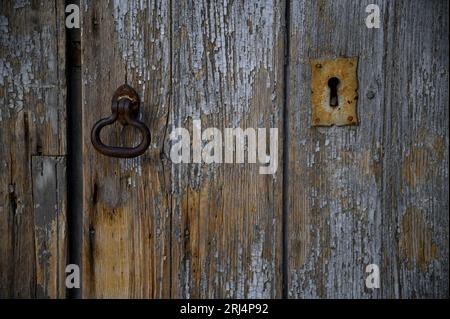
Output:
32,156,67,298
287,0,448,298
0,0,66,298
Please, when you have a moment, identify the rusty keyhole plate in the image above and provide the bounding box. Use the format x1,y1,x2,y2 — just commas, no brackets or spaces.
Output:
310,57,358,126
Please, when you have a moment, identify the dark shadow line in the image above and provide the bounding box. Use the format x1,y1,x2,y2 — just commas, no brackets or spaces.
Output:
282,0,291,300
65,0,82,300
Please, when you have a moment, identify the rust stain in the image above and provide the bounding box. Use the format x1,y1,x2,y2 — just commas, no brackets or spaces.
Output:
431,135,445,162
399,207,438,272
35,101,44,116
401,146,427,188
402,131,445,188
310,57,358,127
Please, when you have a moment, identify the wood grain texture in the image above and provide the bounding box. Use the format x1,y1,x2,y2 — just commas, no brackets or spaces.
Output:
170,0,285,298
32,156,67,298
81,0,172,298
0,0,67,298
81,0,285,298
287,0,449,298
2,0,445,299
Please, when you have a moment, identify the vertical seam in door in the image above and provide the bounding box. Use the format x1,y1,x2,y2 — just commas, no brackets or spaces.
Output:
168,0,173,299
281,0,291,299
65,0,82,299
54,0,61,298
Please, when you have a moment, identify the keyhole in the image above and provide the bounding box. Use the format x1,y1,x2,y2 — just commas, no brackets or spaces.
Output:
328,77,340,107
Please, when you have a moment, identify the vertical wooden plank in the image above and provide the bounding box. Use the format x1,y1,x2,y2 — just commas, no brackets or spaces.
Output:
0,0,66,298
81,0,171,298
382,0,449,298
287,0,448,298
170,0,285,298
32,156,67,298
287,0,389,298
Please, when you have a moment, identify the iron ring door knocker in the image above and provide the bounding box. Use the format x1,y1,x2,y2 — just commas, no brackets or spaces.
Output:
91,84,151,158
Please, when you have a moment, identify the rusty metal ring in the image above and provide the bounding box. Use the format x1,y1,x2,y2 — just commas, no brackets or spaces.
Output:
91,84,151,158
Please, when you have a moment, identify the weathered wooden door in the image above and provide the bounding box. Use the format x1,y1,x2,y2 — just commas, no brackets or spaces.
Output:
81,0,284,299
1,0,448,299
